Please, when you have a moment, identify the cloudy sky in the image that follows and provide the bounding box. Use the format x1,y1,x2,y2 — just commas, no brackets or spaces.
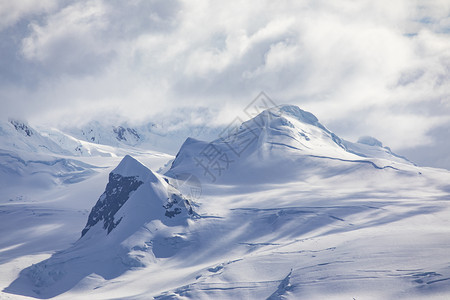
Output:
1,0,449,169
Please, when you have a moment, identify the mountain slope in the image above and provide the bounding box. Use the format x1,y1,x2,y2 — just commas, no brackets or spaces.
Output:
5,155,196,298
0,149,100,202
0,119,127,158
166,105,414,184
0,119,72,156
58,119,223,155
343,136,415,165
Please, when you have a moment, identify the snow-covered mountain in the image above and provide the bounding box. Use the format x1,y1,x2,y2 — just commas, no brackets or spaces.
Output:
58,118,223,155
0,119,72,156
1,116,222,158
80,155,196,239
1,105,450,299
167,105,414,183
0,119,128,158
5,155,196,298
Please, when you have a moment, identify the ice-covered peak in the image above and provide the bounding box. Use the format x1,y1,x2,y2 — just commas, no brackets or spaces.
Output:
277,105,320,126
112,155,158,182
241,105,344,150
246,105,323,129
81,154,196,238
167,104,417,184
167,105,359,182
235,104,347,155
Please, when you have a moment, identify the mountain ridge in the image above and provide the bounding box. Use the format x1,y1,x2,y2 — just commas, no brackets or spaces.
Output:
166,105,414,184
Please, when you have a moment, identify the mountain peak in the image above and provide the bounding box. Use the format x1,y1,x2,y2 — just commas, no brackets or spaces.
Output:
112,155,158,182
235,104,347,155
80,155,157,237
166,104,415,183
277,105,319,126
243,105,334,138
81,154,197,238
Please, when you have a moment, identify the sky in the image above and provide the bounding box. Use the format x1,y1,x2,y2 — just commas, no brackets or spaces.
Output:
0,0,449,169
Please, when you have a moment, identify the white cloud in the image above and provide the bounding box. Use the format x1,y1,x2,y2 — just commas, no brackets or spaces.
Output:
1,0,450,167
21,0,112,74
0,0,57,30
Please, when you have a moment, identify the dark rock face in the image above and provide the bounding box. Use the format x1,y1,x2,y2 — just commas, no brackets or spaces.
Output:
10,120,33,136
113,126,140,142
80,128,99,144
163,194,194,218
81,173,144,237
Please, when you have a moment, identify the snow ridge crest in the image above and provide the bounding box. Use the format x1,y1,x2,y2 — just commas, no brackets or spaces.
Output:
112,155,158,182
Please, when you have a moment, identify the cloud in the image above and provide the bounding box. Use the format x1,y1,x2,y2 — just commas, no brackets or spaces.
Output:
0,0,449,168
398,121,450,170
0,0,57,30
21,0,113,75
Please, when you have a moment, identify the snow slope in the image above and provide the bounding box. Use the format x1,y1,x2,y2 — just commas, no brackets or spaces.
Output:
0,119,137,158
343,136,414,165
167,105,414,184
1,117,218,158
0,120,72,156
57,119,223,155
1,105,450,299
4,155,196,299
